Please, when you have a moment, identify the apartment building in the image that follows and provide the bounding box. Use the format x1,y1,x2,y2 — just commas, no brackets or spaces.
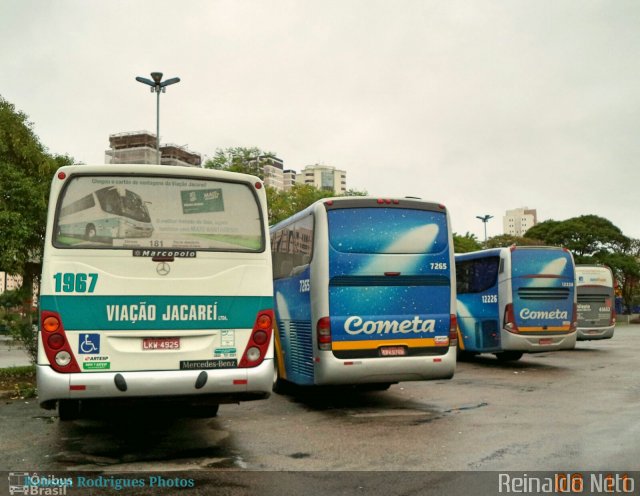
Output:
503,207,538,236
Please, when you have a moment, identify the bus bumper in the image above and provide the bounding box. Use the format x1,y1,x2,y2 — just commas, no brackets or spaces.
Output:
500,329,577,352
577,325,615,341
313,348,456,385
36,359,274,409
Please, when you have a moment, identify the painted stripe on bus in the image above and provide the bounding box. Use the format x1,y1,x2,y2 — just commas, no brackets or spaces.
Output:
332,337,440,350
39,295,273,330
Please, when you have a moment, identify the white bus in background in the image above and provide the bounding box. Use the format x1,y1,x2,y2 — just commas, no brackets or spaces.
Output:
38,164,274,420
576,264,616,341
57,185,154,241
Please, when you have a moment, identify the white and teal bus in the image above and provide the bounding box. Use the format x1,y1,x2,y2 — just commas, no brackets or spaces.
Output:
455,246,577,361
37,164,274,420
576,264,616,340
270,197,457,391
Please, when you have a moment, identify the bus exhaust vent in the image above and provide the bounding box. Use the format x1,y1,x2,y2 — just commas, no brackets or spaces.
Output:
517,287,570,300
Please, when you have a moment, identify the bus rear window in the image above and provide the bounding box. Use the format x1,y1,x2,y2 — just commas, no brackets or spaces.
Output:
53,175,264,252
327,208,448,254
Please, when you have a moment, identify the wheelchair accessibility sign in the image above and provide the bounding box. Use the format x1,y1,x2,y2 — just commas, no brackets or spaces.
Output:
78,333,100,354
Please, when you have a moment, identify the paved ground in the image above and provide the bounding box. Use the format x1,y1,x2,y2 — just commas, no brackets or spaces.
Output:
0,336,31,368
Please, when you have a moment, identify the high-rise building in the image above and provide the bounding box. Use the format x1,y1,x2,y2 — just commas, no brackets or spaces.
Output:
503,207,538,237
251,155,284,190
297,164,347,194
0,272,22,294
283,170,297,191
105,131,201,167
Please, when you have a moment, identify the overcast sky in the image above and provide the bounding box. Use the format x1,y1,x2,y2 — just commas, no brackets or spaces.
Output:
1,0,638,241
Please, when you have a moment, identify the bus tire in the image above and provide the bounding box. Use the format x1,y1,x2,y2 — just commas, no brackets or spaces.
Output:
272,353,290,394
494,351,523,362
58,400,80,421
85,224,97,239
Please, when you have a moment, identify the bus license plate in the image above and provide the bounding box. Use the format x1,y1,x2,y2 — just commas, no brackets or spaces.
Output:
380,346,406,357
538,338,552,345
142,337,180,350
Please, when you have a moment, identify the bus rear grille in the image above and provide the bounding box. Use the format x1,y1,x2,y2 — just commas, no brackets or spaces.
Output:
577,294,608,303
330,275,449,287
517,287,570,300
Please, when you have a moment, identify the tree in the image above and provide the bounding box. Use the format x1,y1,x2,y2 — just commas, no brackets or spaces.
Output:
204,147,276,176
453,232,482,253
343,188,368,197
525,215,629,257
485,234,545,249
0,96,73,318
267,184,335,225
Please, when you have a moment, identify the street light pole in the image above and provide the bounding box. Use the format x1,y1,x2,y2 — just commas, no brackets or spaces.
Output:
135,72,180,165
476,214,493,244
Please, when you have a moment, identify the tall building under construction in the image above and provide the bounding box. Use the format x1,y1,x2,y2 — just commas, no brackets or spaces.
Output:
105,131,202,167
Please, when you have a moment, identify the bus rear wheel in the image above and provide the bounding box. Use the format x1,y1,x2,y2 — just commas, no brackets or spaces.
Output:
494,351,523,362
272,352,290,394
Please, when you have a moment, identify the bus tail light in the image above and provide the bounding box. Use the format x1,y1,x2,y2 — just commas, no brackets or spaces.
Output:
238,310,274,368
317,317,332,350
449,314,458,347
611,307,616,326
503,304,520,333
40,311,81,373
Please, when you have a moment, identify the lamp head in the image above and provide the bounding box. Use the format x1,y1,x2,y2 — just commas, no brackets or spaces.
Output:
151,72,163,84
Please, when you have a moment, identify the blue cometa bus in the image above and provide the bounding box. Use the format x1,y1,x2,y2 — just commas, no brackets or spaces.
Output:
270,197,457,390
455,246,577,361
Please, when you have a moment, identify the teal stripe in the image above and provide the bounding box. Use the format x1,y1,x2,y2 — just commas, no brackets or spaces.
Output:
39,295,273,331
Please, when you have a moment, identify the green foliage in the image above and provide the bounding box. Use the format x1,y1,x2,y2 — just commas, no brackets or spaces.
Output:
0,96,73,296
525,215,629,257
343,188,368,197
453,232,482,253
268,184,335,225
485,234,546,249
0,365,36,399
1,288,37,364
203,147,276,176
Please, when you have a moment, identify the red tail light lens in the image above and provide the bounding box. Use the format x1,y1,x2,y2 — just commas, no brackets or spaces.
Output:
611,308,616,326
317,317,331,350
504,304,519,333
253,330,268,345
238,309,274,368
39,311,80,373
449,314,458,347
47,333,65,350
